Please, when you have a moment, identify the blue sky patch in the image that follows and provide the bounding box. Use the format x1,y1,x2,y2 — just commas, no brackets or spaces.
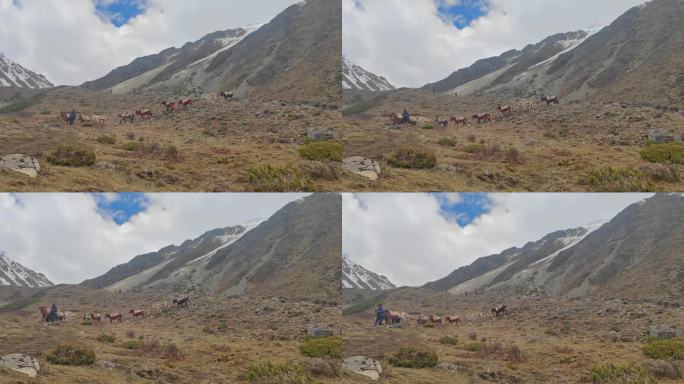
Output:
435,193,492,227
436,0,489,29
94,193,150,225
94,0,147,27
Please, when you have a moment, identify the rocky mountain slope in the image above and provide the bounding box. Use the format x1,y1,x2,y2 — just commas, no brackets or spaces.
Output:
83,194,342,300
424,0,684,105
82,0,341,103
0,54,53,89
342,255,395,290
342,56,395,91
0,252,53,288
425,194,684,299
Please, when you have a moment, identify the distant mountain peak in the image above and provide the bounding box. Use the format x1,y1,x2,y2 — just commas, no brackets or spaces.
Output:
0,54,53,89
0,252,53,288
343,56,395,92
343,255,396,290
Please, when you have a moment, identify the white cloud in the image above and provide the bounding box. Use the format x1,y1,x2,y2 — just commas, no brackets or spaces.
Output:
342,193,651,287
0,193,306,284
0,0,299,85
343,0,646,87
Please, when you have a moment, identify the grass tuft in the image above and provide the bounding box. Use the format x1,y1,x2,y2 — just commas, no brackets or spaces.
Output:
247,360,311,384
299,336,342,359
388,347,438,368
387,147,437,169
590,362,655,384
46,145,96,167
247,164,312,192
299,141,343,162
45,345,95,366
640,143,684,164
641,338,684,360
588,167,655,192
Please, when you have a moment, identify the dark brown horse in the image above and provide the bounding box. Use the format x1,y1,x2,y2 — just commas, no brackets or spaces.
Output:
541,96,559,105
450,116,468,126
444,316,461,324
491,305,507,317
160,101,178,111
136,109,153,119
89,313,103,322
472,113,493,124
429,315,443,324
178,99,193,108
220,91,233,100
173,297,191,309
105,313,123,323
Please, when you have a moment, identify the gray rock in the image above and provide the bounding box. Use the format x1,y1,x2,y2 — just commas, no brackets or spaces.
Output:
0,354,40,377
0,154,41,178
343,356,383,381
648,130,674,144
343,156,381,181
307,128,334,141
307,326,334,337
650,325,677,339
642,359,681,379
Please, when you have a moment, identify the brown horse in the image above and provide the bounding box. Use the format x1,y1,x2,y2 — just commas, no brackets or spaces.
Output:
450,116,468,126
220,91,233,100
472,113,493,124
160,101,177,111
90,313,103,322
173,297,191,309
435,117,449,128
119,113,135,124
497,105,512,114
38,306,49,322
136,109,153,119
178,99,193,108
444,316,462,324
429,315,443,324
129,309,145,319
491,305,507,318
105,313,123,323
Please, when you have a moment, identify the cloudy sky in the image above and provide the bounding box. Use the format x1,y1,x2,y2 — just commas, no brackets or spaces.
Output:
343,0,646,87
0,193,305,284
343,193,652,287
0,0,299,85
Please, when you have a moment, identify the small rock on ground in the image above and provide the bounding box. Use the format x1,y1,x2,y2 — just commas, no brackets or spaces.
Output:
343,356,383,381
0,354,40,377
0,154,41,178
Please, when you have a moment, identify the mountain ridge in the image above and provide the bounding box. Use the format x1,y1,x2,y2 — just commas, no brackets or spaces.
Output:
0,252,53,288
0,53,53,89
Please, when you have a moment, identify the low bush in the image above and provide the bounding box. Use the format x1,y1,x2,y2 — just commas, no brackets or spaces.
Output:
299,336,342,359
387,148,437,169
641,338,684,360
247,360,311,384
247,164,313,192
437,137,457,147
388,347,438,368
463,342,483,352
640,143,684,164
590,362,655,384
97,135,116,145
96,333,115,343
439,335,458,345
46,145,96,167
299,141,343,162
45,345,95,366
588,167,655,192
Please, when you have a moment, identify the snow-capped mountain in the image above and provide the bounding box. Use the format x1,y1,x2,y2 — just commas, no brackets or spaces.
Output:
343,56,395,92
0,54,53,89
0,252,53,288
343,255,396,290
425,194,684,299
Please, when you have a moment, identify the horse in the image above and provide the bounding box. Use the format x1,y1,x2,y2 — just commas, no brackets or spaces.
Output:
119,113,135,125
129,309,145,319
491,305,507,318
472,113,493,124
89,313,103,322
497,105,512,115
92,114,108,124
389,113,403,125
383,311,404,325
161,101,178,112
173,297,191,309
178,99,193,108
220,91,234,101
541,96,559,105
105,313,123,323
59,112,70,122
450,116,468,126
38,306,49,322
416,314,429,325
136,110,153,119
435,117,449,128
444,316,461,324
79,114,92,123
429,315,443,324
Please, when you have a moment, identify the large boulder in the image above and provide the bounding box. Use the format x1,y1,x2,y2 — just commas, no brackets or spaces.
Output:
0,354,40,377
650,325,677,339
343,156,381,181
343,356,383,381
0,154,41,177
307,326,334,338
648,130,674,144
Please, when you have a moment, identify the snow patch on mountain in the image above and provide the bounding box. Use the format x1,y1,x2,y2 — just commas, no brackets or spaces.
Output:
0,252,53,288
343,56,395,92
343,255,395,290
0,54,53,89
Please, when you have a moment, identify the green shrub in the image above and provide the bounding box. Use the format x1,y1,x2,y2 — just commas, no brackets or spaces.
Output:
437,137,457,147
247,361,311,384
387,148,437,169
463,342,483,352
388,347,438,368
640,143,684,164
124,340,144,349
439,335,458,345
45,345,95,366
46,145,96,167
97,135,116,145
120,141,145,151
463,144,485,153
422,124,434,130
80,320,92,326
641,338,684,360
299,141,343,162
590,363,655,384
299,336,342,359
247,164,312,192
96,333,115,343
588,167,655,192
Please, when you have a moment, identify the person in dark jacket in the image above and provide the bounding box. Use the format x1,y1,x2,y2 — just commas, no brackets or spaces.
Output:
47,304,58,323
374,304,385,326
402,109,410,125
67,110,77,126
